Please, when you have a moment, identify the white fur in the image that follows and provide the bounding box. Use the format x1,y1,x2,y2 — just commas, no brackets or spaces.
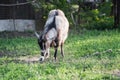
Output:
48,9,57,17
44,17,54,28
42,17,55,39
39,56,45,62
46,28,57,40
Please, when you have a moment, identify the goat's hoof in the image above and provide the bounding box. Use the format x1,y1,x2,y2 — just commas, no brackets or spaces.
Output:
39,56,44,62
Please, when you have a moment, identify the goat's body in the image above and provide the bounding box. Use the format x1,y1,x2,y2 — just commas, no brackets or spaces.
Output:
42,9,69,45
36,9,69,61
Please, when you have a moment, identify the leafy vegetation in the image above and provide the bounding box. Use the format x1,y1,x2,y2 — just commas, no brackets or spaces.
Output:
31,0,115,30
0,30,120,80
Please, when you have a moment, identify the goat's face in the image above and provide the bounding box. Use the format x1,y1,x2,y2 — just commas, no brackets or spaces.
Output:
38,38,46,61
38,38,50,62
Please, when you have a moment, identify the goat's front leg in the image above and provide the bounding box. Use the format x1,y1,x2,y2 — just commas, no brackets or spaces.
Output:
45,48,50,59
39,50,45,62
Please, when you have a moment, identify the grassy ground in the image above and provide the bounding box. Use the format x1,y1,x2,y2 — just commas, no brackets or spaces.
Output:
0,29,120,80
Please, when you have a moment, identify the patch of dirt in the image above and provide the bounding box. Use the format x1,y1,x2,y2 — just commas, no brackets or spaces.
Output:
18,55,40,63
112,69,120,77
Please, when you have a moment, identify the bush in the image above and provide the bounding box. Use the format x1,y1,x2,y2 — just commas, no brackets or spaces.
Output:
89,16,114,30
79,8,114,30
31,0,114,30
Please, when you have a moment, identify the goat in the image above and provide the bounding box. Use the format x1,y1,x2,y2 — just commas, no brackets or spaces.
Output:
35,9,69,62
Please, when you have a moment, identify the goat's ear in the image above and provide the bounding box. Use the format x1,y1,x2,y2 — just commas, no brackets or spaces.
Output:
35,32,40,39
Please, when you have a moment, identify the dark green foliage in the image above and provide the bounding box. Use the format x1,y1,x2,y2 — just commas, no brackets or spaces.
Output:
30,0,114,30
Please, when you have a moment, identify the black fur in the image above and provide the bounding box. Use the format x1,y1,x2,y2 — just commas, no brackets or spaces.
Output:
45,11,58,34
38,36,46,50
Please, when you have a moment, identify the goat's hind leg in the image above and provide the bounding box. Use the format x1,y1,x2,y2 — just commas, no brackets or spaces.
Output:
54,41,59,61
60,43,64,57
54,47,58,61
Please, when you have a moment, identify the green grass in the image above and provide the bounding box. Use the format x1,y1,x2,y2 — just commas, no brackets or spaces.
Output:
0,37,39,56
0,30,120,80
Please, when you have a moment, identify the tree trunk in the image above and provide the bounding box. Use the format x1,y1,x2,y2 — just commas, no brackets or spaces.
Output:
110,0,114,16
113,0,119,28
117,0,120,27
101,0,105,3
77,1,81,27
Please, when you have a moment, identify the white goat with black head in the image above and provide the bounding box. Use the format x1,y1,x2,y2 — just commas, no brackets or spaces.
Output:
35,9,69,62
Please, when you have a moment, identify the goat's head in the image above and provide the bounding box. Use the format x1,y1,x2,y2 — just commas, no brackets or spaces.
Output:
35,32,50,62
